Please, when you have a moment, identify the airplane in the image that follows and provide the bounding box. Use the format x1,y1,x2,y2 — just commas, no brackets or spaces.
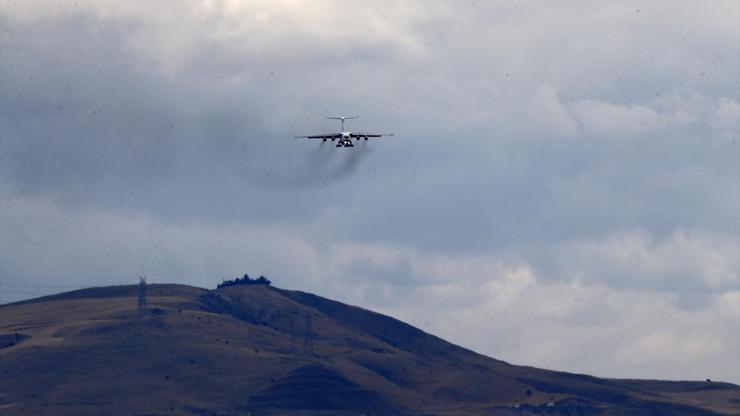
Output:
295,116,394,148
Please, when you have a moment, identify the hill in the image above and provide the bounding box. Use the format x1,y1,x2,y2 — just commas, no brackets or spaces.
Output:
0,283,737,415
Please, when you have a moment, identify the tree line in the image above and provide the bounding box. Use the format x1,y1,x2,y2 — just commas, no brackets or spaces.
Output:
217,273,271,289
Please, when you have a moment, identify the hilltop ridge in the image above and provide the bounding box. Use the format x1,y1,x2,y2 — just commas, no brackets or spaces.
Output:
0,283,737,415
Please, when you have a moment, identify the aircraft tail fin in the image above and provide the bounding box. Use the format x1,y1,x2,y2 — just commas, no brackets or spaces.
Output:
326,116,359,131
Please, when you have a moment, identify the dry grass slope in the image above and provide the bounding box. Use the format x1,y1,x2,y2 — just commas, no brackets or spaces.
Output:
0,283,737,415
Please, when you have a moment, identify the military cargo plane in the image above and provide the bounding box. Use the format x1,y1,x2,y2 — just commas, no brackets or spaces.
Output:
295,116,393,147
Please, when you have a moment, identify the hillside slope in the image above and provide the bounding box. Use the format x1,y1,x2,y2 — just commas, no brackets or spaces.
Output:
0,284,737,415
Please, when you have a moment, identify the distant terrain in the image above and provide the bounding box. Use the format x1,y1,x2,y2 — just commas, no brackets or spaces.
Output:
0,283,737,415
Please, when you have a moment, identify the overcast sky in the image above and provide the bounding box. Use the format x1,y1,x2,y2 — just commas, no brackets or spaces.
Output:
1,0,738,383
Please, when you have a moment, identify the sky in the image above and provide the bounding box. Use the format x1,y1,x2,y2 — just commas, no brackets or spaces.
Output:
1,0,738,383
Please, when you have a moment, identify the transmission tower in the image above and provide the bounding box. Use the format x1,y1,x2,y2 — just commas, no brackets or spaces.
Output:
137,276,147,316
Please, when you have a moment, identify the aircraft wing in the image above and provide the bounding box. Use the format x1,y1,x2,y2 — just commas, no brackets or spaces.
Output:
350,133,394,138
295,133,342,140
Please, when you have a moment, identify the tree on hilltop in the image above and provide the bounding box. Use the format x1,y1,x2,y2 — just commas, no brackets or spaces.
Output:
217,273,271,289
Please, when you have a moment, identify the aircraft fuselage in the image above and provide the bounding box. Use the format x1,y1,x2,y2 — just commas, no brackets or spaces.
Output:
337,132,354,147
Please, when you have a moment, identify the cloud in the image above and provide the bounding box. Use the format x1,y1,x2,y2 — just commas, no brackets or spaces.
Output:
716,291,740,319
710,98,740,142
616,330,724,367
1,1,738,383
528,84,578,137
569,93,720,139
559,229,738,293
